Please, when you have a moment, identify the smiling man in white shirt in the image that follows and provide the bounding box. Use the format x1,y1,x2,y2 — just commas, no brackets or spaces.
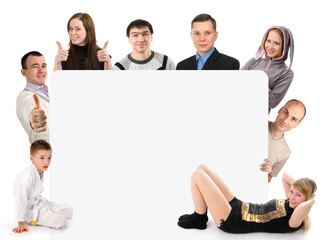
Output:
16,51,49,143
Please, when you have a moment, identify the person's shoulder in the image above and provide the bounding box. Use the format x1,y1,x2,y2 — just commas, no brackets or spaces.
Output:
16,89,34,108
179,55,196,63
241,57,257,70
279,136,291,154
216,51,239,64
16,90,26,102
17,88,33,98
152,51,167,62
210,49,239,69
15,165,34,184
114,55,131,70
153,51,174,61
116,54,129,64
152,52,176,70
166,56,176,70
153,51,164,57
176,55,196,70
280,66,294,78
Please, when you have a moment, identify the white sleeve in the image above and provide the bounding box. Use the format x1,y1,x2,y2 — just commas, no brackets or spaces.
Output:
13,173,31,222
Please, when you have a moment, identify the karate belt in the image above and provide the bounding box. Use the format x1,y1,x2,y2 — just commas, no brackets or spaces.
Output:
28,196,53,225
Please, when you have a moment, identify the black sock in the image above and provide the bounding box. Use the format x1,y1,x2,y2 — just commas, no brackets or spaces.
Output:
178,209,208,221
178,213,194,221
177,211,208,230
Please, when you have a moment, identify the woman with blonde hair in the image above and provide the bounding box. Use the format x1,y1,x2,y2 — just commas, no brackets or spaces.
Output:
242,26,294,113
54,12,113,70
178,165,316,233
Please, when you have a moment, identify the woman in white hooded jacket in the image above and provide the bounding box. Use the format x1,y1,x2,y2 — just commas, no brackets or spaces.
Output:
242,26,294,113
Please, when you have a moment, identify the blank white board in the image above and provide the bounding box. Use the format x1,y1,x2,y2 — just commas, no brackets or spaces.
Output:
50,70,268,240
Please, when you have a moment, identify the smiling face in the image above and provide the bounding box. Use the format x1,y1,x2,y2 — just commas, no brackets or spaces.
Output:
274,101,305,133
30,149,52,173
264,30,283,59
191,20,218,56
69,18,87,46
21,55,47,86
288,185,306,208
128,26,153,54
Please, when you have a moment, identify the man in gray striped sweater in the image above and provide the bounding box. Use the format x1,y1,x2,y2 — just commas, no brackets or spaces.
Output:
114,19,175,70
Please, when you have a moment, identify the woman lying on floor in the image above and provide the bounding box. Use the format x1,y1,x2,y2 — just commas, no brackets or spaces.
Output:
178,165,316,233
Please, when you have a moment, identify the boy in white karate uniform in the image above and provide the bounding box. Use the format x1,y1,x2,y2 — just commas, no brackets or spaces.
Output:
12,140,73,233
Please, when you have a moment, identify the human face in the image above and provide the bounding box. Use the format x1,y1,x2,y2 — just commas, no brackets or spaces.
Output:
265,30,283,59
30,149,52,173
288,185,306,208
274,102,304,133
191,20,218,56
128,26,153,54
21,55,47,86
69,18,87,46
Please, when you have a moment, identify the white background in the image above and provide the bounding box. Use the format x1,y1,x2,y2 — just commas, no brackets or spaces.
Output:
0,0,327,239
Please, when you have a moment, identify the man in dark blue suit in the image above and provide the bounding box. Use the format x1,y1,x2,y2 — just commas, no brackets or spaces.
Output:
176,14,239,70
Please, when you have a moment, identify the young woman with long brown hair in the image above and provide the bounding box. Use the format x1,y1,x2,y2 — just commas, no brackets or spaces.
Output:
54,12,113,70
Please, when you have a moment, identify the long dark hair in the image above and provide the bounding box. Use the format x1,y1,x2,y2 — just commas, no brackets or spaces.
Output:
66,13,101,70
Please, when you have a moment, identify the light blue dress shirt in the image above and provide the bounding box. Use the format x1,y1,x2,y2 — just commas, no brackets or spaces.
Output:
195,48,215,70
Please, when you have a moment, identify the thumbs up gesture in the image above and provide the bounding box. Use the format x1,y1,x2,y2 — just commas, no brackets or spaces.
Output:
55,41,69,64
97,41,113,70
29,94,47,132
97,41,111,63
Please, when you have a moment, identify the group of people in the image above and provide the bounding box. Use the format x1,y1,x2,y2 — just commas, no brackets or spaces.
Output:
13,12,316,236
